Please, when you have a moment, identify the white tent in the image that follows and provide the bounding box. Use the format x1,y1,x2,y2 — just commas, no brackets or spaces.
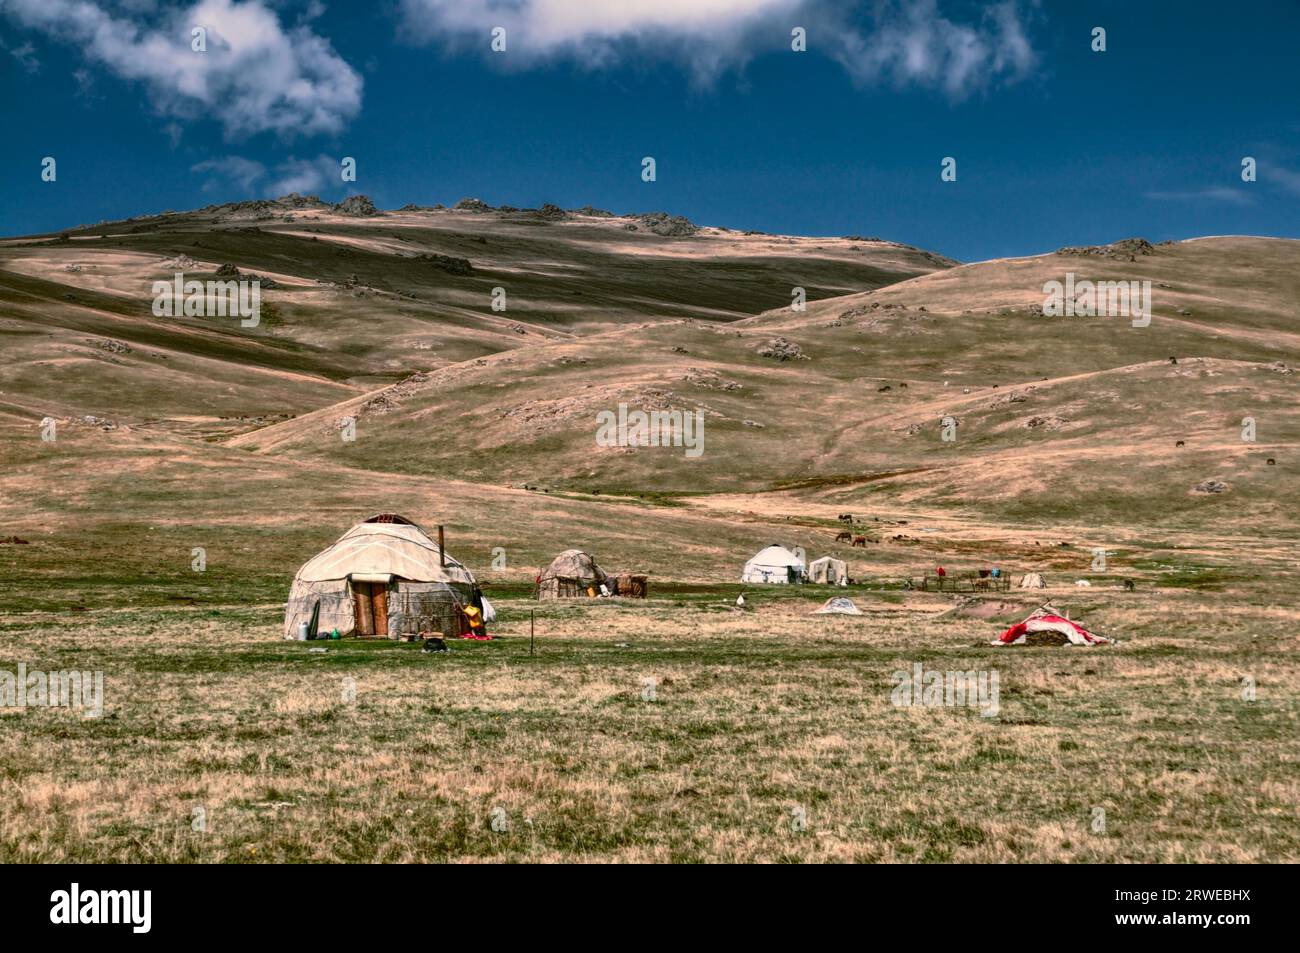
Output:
813,596,862,615
808,556,848,586
741,545,806,584
1018,572,1046,589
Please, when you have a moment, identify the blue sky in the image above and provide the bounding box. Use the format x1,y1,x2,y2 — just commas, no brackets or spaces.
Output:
2,0,1298,261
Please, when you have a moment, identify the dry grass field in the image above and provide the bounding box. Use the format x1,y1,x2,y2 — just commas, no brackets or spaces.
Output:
1,199,1297,862
1,585,1295,863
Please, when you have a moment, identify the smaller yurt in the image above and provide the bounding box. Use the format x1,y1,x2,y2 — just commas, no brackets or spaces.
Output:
813,596,863,615
537,549,608,599
283,514,480,640
808,556,848,586
1019,572,1046,589
741,545,806,584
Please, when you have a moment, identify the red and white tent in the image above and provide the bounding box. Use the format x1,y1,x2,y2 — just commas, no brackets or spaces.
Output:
993,608,1112,646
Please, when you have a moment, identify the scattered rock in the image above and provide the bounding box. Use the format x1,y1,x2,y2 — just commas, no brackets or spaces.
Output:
1024,415,1070,431
454,197,493,212
635,211,698,237
214,263,241,277
757,337,804,361
1056,238,1155,260
202,193,330,223
682,368,741,391
1192,480,1229,494
92,339,133,354
335,194,378,216
418,253,473,275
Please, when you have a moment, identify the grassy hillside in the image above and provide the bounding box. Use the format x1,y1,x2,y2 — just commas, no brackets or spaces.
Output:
217,237,1300,531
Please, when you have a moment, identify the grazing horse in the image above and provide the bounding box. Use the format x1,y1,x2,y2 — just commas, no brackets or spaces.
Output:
1176,440,1185,448
834,531,852,543
852,536,867,547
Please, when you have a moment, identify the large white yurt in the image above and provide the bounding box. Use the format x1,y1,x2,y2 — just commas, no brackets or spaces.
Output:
283,514,479,639
741,545,806,584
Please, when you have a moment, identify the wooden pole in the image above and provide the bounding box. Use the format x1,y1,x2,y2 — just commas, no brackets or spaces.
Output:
530,608,535,657
438,525,445,567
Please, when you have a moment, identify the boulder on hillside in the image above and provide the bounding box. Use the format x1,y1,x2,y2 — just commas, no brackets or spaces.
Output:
335,194,378,216
635,211,699,237
757,337,804,361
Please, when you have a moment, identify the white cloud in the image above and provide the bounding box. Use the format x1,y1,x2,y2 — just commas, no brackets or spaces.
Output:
1271,165,1300,197
191,153,340,196
1145,188,1256,207
266,154,340,194
399,0,1037,94
192,154,267,191
4,37,40,72
0,0,362,138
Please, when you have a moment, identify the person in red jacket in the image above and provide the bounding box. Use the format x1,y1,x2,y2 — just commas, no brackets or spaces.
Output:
935,566,947,578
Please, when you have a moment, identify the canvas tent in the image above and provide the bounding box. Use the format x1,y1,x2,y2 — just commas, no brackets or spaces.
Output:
537,549,608,599
741,545,806,584
1018,572,1046,589
992,607,1112,646
283,514,480,640
808,556,848,586
813,596,862,615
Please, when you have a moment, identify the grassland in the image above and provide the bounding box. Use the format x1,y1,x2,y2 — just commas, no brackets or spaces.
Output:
1,582,1294,863
0,201,1296,862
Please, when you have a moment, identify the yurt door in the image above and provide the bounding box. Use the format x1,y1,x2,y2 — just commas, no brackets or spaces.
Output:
352,582,390,638
371,585,389,637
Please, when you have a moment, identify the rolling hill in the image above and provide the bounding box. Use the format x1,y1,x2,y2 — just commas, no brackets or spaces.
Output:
1,199,1297,608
